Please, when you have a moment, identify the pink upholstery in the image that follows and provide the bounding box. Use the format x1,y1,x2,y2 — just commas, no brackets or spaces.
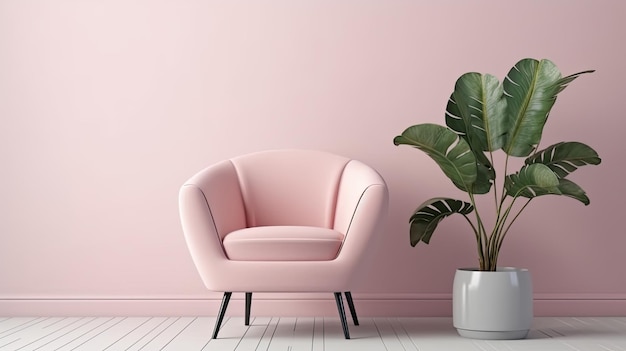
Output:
179,149,388,293
230,150,348,228
223,226,344,261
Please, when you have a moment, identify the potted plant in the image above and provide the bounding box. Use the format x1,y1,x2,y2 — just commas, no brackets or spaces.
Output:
393,58,601,339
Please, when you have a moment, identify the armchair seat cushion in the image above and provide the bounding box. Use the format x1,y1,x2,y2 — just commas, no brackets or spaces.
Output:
222,226,344,261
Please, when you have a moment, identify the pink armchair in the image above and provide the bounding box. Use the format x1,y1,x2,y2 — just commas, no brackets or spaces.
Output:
179,149,388,339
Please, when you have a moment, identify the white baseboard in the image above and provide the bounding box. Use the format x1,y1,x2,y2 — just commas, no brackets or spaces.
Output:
2,293,625,317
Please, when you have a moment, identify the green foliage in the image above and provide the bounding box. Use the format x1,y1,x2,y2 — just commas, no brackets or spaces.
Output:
525,142,601,178
393,124,477,192
394,58,601,271
409,198,474,246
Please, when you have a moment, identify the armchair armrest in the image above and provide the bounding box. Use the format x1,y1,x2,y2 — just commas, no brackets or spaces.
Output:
333,160,389,266
179,160,247,287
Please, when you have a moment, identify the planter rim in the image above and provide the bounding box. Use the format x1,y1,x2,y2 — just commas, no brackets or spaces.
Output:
457,267,528,272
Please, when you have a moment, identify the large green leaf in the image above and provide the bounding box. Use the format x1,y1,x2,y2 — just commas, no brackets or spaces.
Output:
504,163,560,198
525,141,601,178
502,58,594,156
505,166,590,205
445,72,507,152
409,198,474,246
394,124,477,192
556,178,590,205
445,73,505,194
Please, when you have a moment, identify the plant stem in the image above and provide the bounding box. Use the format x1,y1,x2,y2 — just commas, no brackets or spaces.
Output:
489,151,499,208
489,195,514,266
489,197,517,270
497,198,533,253
461,213,484,269
468,192,488,270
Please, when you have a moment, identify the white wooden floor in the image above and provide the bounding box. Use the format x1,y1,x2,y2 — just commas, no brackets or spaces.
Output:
1,316,625,351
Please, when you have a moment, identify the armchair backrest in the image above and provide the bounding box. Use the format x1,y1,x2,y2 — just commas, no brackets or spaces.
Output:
230,149,350,228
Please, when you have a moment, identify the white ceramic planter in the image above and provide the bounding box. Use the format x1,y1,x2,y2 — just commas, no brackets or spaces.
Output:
453,267,533,340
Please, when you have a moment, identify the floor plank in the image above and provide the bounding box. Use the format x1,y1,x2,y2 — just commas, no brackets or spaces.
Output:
266,317,297,351
0,317,49,346
0,317,41,334
254,317,280,351
232,317,271,351
60,317,135,350
399,317,485,351
134,317,194,350
100,317,169,351
389,318,419,351
291,317,315,351
57,317,124,351
311,317,324,351
161,317,215,351
124,317,180,351
45,317,116,351
324,317,387,351
201,317,250,351
373,317,406,351
3,317,86,351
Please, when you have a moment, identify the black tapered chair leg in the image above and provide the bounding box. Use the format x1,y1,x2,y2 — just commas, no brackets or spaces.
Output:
334,292,350,339
212,292,232,339
344,291,359,326
245,292,252,326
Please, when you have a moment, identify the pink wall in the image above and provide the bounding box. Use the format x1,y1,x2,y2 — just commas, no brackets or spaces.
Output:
1,0,625,316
